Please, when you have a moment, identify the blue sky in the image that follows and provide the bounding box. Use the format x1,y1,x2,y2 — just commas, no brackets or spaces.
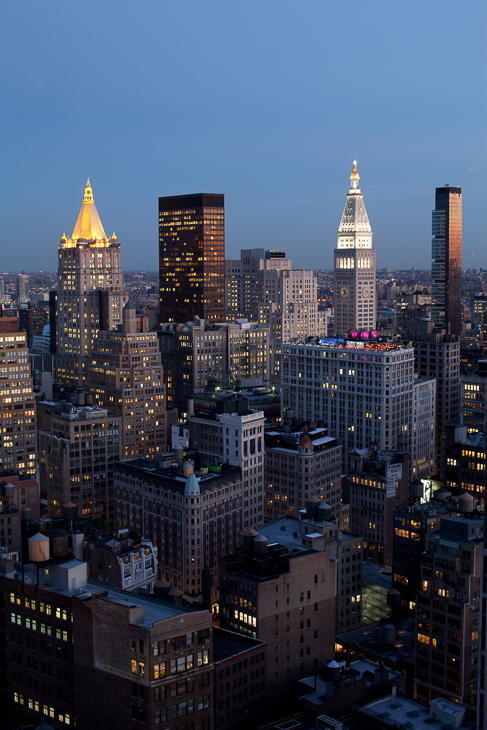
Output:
1,1,485,272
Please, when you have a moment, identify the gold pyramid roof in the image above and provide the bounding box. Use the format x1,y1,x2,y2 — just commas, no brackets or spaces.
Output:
71,178,107,241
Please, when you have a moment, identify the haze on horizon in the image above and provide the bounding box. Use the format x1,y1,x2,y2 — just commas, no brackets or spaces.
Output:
1,1,486,273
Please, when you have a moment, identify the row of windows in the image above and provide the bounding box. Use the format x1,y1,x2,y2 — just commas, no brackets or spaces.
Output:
13,693,71,724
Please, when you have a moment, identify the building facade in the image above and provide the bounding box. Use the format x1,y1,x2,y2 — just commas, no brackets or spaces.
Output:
54,179,127,387
264,425,342,521
39,405,122,520
431,186,462,336
219,529,336,702
281,340,415,468
158,318,270,415
225,248,327,380
412,375,437,480
189,397,266,529
411,332,460,474
88,302,166,458
0,558,214,730
333,158,377,335
0,331,36,477
414,511,483,716
159,193,225,325
348,447,410,565
115,457,243,604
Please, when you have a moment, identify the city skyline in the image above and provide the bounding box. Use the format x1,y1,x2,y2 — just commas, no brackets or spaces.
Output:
1,2,485,272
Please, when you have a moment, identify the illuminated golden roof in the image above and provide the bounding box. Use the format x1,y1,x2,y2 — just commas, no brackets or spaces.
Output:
71,178,107,242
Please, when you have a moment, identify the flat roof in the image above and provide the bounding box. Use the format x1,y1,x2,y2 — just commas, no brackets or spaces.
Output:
213,627,265,663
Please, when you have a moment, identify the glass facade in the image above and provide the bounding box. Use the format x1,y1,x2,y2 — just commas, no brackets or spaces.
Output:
159,194,225,324
432,187,462,336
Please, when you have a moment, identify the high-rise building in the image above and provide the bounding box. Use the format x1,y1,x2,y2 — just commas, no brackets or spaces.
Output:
281,340,415,468
189,396,266,529
478,512,487,729
333,158,377,335
392,498,447,617
412,375,437,480
15,274,29,303
348,447,410,565
115,457,243,604
18,302,48,350
39,405,122,520
158,318,270,415
0,331,36,477
414,510,483,717
410,332,460,474
432,186,462,336
88,302,166,458
225,249,327,380
0,557,214,730
159,193,225,325
54,179,127,387
264,424,342,521
258,504,363,632
219,527,336,702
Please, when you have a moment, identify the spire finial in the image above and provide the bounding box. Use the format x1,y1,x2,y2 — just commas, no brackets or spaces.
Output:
84,178,94,203
349,156,360,192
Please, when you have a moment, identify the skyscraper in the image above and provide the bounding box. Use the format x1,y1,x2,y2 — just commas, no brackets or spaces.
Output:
158,193,225,324
0,331,36,477
432,186,462,336
334,158,376,335
88,302,166,459
225,248,327,380
53,179,126,387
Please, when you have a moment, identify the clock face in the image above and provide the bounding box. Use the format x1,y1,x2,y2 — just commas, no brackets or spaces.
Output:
362,287,370,299
340,286,349,298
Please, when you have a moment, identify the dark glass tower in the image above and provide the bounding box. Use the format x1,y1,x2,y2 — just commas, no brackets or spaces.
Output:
432,186,462,336
158,193,225,324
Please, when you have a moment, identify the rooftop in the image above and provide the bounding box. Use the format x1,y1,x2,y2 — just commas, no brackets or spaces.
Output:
213,627,265,663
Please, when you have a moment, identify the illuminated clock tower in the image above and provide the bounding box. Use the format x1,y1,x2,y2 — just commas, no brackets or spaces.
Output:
333,158,376,335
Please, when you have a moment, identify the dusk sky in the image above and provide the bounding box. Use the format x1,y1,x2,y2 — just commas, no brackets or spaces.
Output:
1,1,486,273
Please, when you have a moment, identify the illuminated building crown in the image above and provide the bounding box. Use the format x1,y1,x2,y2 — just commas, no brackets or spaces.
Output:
70,178,108,242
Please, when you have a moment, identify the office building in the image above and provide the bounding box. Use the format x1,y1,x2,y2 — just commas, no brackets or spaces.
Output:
0,556,214,730
461,361,487,434
348,447,410,565
88,301,166,458
259,503,363,632
0,331,36,477
411,332,460,474
444,425,486,498
281,339,415,468
432,186,462,336
392,497,447,617
225,248,292,321
18,302,48,350
39,404,121,520
54,179,127,387
15,273,29,303
225,249,327,380
333,157,376,335
189,396,266,529
412,375,437,480
213,629,267,730
478,511,487,729
414,509,483,715
159,193,225,325
115,456,243,605
219,527,336,702
264,424,342,521
158,318,270,415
